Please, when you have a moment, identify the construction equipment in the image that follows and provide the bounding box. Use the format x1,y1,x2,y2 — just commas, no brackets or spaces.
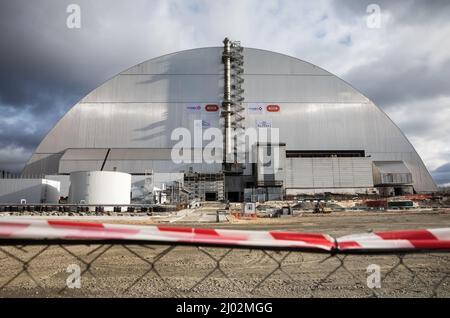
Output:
313,202,332,214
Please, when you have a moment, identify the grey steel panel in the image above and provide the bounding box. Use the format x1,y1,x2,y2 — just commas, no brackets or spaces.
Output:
243,102,413,153
59,160,104,173
338,159,354,187
373,161,411,174
331,158,341,186
34,102,222,152
285,158,312,188
352,158,374,187
369,153,433,192
60,148,108,161
285,158,373,188
22,153,62,177
107,148,221,162
81,75,222,103
313,158,334,187
108,148,173,160
243,48,330,75
373,160,412,185
121,47,223,75
102,160,221,174
121,47,331,76
243,76,368,103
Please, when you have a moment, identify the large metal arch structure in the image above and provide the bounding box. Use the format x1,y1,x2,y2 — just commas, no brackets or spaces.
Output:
22,46,437,193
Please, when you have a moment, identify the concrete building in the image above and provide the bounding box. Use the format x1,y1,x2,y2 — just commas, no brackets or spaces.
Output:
21,39,437,202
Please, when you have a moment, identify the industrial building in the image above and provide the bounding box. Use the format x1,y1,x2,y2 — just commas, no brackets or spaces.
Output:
16,38,436,203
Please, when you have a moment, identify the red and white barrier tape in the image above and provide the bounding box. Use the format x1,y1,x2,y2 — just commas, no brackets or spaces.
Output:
337,228,450,251
0,219,449,252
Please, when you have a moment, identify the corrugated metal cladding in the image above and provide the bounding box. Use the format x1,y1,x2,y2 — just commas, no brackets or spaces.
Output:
285,158,373,189
256,144,286,185
22,47,437,193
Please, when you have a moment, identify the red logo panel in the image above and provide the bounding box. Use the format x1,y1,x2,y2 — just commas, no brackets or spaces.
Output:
266,105,280,112
205,104,219,112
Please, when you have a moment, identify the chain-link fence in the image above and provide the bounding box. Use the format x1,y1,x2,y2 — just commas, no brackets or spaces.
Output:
0,242,448,298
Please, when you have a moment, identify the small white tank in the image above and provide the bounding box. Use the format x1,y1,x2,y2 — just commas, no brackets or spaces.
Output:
69,171,131,206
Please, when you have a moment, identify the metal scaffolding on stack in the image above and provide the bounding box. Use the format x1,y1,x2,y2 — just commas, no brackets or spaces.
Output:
222,38,246,167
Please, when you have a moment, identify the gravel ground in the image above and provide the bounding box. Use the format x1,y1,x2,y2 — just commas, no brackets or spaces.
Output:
0,210,449,298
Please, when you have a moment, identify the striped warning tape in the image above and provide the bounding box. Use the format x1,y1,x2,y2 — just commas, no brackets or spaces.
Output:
337,228,450,251
0,218,449,252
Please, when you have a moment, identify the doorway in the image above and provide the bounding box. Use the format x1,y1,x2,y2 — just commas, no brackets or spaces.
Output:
227,192,240,202
205,192,218,201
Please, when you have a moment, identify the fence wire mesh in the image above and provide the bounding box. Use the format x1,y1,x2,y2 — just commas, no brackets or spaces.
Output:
0,243,449,298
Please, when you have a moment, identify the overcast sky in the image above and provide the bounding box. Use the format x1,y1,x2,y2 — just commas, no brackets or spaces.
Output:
0,0,449,185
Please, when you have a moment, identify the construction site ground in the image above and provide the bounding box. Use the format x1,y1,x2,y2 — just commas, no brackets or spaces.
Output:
0,205,449,297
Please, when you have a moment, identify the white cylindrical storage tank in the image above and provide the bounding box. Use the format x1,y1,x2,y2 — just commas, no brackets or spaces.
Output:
69,171,131,206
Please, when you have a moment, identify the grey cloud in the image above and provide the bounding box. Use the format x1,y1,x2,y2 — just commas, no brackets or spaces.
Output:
332,0,450,25
432,163,450,185
330,0,450,108
342,58,450,108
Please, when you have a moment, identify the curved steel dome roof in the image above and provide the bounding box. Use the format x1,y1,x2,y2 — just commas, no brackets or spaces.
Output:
23,47,437,192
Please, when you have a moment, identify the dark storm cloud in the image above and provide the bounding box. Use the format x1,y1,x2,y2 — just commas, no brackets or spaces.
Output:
0,0,93,172
0,0,173,105
0,0,448,186
0,0,175,173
